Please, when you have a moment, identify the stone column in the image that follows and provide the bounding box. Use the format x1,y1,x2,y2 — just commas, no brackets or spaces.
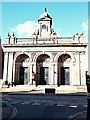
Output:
75,52,80,85
33,63,36,74
79,52,81,85
54,63,57,85
29,64,33,85
48,66,51,85
33,63,36,85
7,52,13,84
70,53,75,85
12,58,15,83
3,52,8,82
80,52,86,85
70,65,73,85
50,64,54,85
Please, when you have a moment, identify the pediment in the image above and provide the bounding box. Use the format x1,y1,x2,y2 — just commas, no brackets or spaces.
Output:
38,17,52,21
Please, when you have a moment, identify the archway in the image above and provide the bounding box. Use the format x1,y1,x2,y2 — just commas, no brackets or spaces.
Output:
36,54,50,85
57,54,71,86
14,54,29,85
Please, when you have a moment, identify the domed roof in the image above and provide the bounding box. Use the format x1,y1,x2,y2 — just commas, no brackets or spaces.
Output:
38,8,52,21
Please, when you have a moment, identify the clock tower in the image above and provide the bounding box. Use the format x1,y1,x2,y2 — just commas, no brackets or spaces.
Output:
38,8,52,39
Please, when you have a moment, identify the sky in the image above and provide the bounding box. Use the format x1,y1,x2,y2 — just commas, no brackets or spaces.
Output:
88,1,90,74
0,1,89,72
0,1,88,44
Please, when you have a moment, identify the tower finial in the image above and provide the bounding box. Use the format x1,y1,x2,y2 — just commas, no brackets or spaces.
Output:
12,32,15,37
44,8,47,13
7,32,10,37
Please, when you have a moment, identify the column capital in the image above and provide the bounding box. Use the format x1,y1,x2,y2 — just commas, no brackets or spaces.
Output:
4,52,8,55
9,52,14,55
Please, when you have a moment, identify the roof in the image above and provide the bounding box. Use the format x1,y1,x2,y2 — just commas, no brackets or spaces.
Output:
38,8,52,22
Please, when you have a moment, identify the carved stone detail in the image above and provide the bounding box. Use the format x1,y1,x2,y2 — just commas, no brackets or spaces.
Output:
31,52,36,62
74,51,85,55
52,52,57,61
80,51,85,55
65,58,72,63
72,52,76,63
24,58,30,63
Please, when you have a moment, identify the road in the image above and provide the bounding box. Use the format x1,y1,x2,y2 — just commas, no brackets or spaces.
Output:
2,93,87,120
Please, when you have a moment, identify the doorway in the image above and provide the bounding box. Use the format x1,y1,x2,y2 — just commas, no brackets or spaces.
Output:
19,67,24,85
39,67,49,85
57,54,71,86
14,54,29,85
36,54,50,85
61,67,70,85
19,67,28,85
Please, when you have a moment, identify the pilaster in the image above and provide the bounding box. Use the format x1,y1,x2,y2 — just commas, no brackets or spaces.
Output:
50,64,54,84
3,52,8,82
33,63,36,74
80,52,86,85
7,52,14,83
29,64,33,85
75,52,81,85
54,63,57,85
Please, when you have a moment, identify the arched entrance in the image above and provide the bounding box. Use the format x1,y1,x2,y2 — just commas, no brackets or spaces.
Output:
36,54,50,85
57,54,71,86
14,54,30,85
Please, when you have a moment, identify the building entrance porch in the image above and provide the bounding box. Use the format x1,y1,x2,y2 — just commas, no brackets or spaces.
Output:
14,54,30,85
36,54,50,85
57,54,71,86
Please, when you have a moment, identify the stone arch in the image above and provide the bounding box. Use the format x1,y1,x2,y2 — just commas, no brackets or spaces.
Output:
14,52,30,63
54,52,73,62
57,53,73,86
35,53,52,85
33,52,53,62
14,53,30,85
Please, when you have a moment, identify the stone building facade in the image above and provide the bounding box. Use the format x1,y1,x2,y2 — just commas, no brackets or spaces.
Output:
2,8,87,87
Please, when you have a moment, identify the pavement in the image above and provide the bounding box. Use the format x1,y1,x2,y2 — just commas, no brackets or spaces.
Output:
0,84,87,93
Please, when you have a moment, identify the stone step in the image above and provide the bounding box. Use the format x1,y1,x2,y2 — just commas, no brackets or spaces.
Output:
1,85,87,93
